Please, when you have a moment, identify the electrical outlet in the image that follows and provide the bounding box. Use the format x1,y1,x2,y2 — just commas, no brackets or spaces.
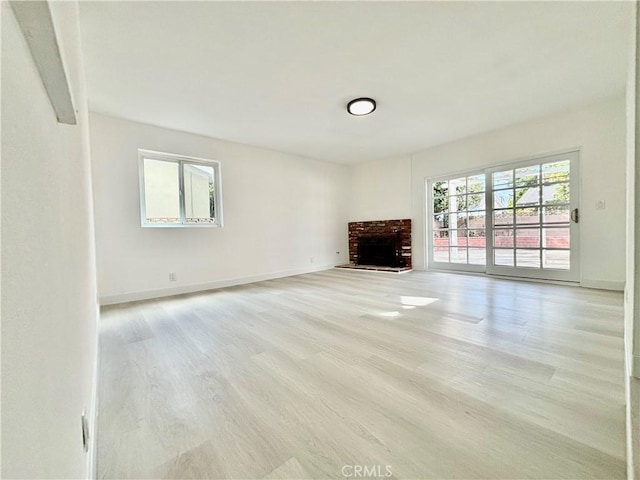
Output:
169,272,177,282
310,257,314,264
596,200,606,210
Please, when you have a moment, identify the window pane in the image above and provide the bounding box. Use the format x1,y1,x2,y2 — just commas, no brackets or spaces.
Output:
467,174,485,193
143,159,181,224
543,227,570,249
450,247,467,264
184,163,216,223
434,230,449,255
467,193,485,211
433,247,449,263
468,229,486,248
515,165,540,187
433,214,449,229
515,186,540,207
543,250,570,270
494,249,514,266
542,160,570,183
516,228,540,248
468,248,486,265
515,207,540,225
450,230,467,247
433,195,449,213
516,249,541,268
493,190,513,208
468,211,486,229
493,170,513,189
433,229,449,240
433,181,449,198
494,209,514,226
453,212,468,228
493,228,514,248
543,205,570,223
450,194,467,212
450,177,466,195
543,183,570,204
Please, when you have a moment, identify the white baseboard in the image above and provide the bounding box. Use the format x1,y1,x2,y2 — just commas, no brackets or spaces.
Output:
99,264,335,306
580,278,625,291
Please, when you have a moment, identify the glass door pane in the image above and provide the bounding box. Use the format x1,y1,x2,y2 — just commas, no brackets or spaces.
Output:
486,151,579,282
428,172,486,272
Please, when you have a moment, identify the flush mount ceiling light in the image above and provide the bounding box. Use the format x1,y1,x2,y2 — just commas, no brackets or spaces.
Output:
347,97,376,116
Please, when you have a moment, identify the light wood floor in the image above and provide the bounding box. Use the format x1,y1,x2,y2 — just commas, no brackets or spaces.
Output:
97,269,626,479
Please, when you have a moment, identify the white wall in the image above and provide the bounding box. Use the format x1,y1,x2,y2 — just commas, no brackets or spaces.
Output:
350,94,627,289
1,2,99,478
349,155,412,221
89,113,350,304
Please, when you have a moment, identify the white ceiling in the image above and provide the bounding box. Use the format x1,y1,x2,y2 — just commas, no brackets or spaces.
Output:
79,1,632,164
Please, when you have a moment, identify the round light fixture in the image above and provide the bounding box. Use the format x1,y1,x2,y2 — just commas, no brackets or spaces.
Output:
347,97,376,116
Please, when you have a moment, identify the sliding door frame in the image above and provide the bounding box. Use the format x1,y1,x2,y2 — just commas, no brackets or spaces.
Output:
485,150,580,282
426,148,581,283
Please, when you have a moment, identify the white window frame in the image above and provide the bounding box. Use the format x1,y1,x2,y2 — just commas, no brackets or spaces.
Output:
138,149,223,228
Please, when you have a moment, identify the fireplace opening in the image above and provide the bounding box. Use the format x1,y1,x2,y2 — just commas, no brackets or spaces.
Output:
358,234,403,267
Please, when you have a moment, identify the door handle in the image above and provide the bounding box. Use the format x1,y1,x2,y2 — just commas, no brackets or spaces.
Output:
570,208,579,223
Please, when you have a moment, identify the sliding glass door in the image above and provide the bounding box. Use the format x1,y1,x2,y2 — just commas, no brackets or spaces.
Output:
427,150,580,282
486,151,579,281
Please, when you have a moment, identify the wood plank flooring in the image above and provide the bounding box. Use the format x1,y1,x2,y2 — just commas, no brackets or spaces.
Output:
97,269,626,479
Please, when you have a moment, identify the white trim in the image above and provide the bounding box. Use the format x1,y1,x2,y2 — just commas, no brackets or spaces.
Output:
99,265,336,306
10,1,77,124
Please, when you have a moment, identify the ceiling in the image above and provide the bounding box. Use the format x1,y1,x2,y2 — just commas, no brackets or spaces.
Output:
79,1,632,165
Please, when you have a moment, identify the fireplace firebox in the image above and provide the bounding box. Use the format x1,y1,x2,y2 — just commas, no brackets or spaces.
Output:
358,234,402,267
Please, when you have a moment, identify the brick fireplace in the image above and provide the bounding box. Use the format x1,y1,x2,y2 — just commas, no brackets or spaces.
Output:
345,219,412,270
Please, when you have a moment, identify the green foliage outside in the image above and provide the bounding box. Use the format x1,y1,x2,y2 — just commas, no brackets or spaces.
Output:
433,163,570,227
